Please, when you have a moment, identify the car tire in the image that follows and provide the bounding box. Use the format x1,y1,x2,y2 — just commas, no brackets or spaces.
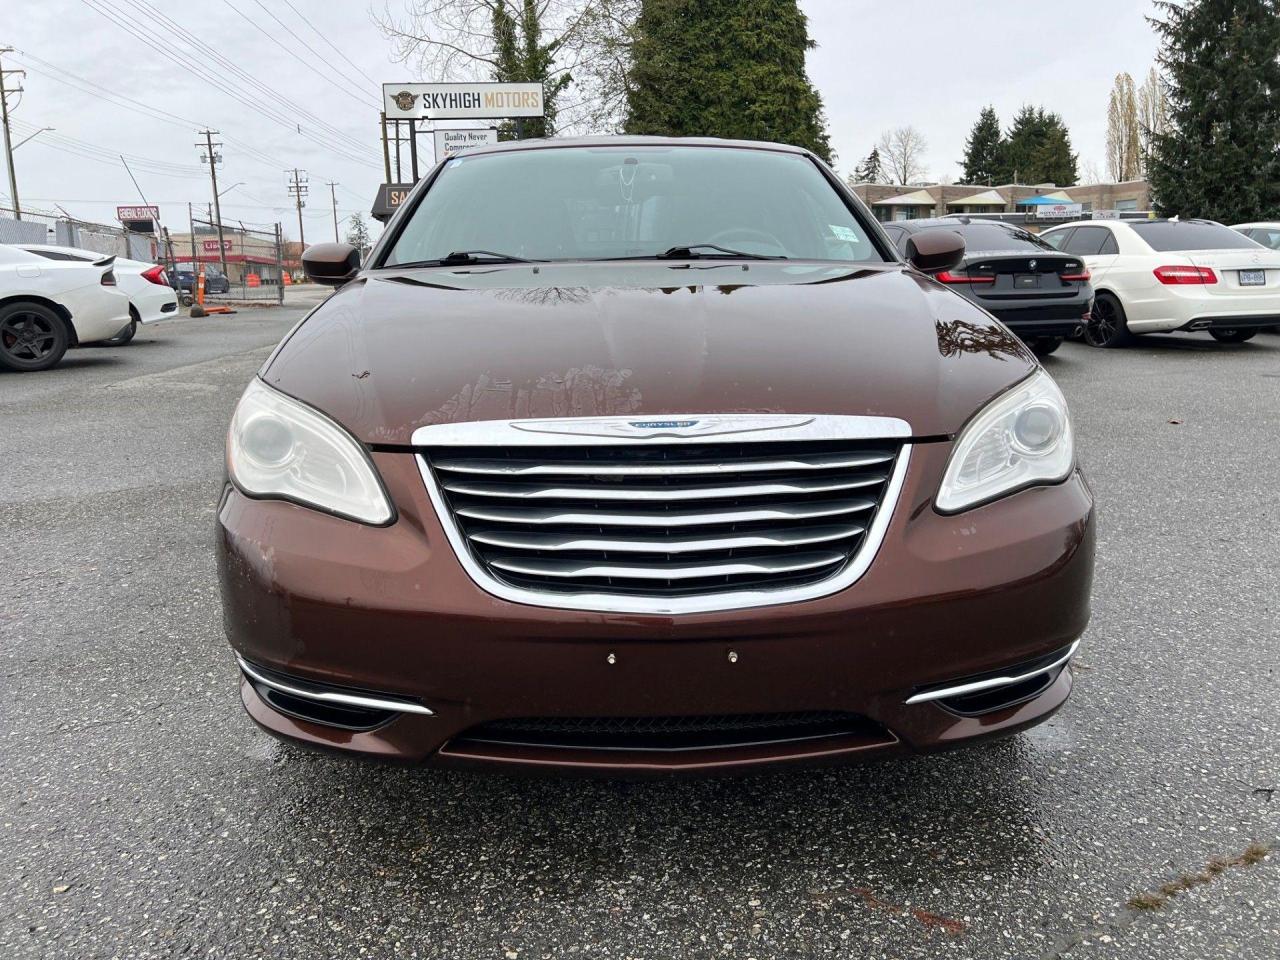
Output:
1084,293,1134,348
1208,329,1256,344
0,301,70,372
104,308,139,346
1028,336,1063,357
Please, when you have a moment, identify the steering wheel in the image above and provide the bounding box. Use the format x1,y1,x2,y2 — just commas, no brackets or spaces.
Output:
705,227,786,253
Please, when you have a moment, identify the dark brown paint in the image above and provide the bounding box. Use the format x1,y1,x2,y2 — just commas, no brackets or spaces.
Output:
218,137,1092,775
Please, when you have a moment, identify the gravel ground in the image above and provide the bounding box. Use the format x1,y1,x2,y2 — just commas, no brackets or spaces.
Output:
1,311,1276,959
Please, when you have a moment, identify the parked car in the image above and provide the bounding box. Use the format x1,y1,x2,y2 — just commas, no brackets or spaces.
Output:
172,264,231,297
882,217,1092,356
218,137,1094,775
15,244,179,344
1231,222,1280,251
0,244,131,371
1039,219,1280,345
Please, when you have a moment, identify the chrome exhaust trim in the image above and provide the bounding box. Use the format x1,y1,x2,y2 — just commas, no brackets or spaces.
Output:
904,640,1079,705
237,657,434,716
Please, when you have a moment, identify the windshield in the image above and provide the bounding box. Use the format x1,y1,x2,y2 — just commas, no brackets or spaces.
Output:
382,145,884,266
949,222,1054,252
1130,221,1259,252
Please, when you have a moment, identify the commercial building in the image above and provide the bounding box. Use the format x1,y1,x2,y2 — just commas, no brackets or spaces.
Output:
848,179,1151,222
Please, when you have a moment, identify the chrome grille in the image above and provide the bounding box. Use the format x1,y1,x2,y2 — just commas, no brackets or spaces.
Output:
418,436,906,610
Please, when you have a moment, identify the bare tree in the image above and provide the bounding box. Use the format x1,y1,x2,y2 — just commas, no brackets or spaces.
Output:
374,0,637,134
1078,159,1104,185
876,126,928,185
1105,72,1140,181
1136,67,1168,176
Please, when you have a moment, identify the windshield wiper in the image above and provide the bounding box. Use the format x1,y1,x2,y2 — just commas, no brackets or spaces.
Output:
658,243,786,260
390,250,543,268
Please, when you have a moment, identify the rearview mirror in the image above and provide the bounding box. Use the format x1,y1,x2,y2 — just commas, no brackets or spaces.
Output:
904,229,965,274
302,243,361,286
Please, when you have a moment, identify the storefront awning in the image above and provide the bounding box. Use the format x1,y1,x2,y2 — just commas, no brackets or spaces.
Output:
946,189,1005,207
874,189,936,206
1019,191,1072,205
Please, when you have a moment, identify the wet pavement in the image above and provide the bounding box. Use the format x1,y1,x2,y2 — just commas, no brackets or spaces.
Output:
2,312,1276,958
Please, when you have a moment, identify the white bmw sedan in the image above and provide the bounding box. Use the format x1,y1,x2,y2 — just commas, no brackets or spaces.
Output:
1040,219,1280,346
16,243,179,344
0,244,131,371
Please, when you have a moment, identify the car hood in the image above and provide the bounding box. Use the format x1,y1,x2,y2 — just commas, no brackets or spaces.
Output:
262,261,1034,444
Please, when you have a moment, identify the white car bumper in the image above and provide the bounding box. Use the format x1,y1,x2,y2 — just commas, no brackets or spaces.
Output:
63,285,133,342
1125,286,1280,334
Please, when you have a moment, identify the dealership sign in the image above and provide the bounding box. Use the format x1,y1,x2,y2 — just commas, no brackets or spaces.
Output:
1035,202,1083,219
383,82,543,119
433,128,498,160
371,183,416,222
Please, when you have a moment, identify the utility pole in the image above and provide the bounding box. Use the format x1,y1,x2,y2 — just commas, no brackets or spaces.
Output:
0,48,26,219
326,181,339,242
197,130,228,279
286,168,308,254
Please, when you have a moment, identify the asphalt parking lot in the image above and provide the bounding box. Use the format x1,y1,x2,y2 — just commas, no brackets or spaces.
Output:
2,311,1277,959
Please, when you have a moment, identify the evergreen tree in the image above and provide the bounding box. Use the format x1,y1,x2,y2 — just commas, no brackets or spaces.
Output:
851,147,884,183
1146,0,1280,220
1002,105,1077,185
345,213,372,256
624,0,833,163
491,0,571,139
960,106,1004,184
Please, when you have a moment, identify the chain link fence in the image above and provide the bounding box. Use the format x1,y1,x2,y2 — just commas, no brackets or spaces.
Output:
2,206,286,306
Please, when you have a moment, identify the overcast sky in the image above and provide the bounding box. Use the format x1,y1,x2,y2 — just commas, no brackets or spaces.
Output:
3,0,1162,241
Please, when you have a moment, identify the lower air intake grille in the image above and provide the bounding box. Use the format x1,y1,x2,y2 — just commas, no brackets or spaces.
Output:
419,438,903,605
459,711,878,751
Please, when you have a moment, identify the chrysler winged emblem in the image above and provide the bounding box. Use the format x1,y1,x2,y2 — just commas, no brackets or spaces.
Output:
392,90,418,112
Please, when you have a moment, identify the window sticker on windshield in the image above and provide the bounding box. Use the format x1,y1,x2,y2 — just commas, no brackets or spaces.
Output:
829,225,860,243
447,158,463,168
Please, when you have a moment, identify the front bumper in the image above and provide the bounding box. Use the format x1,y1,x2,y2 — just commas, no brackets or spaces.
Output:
216,442,1095,775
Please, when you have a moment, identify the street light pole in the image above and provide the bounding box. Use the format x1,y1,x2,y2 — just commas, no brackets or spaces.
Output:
0,48,26,220
197,129,229,279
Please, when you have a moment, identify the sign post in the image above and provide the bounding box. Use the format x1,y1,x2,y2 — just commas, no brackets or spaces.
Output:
374,83,544,223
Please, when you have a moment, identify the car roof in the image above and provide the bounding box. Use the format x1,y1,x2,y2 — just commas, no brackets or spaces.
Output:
0,244,48,264
889,217,1018,232
18,242,139,264
440,135,813,161
1231,222,1280,229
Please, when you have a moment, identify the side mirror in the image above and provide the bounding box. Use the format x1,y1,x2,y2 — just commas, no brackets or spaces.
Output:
904,229,965,274
302,243,361,286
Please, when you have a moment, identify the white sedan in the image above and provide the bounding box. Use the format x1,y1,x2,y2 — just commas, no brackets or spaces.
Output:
1232,222,1280,252
16,243,179,344
0,244,131,371
1040,219,1280,346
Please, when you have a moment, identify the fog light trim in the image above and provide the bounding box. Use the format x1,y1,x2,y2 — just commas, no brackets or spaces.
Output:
904,640,1079,705
237,657,434,716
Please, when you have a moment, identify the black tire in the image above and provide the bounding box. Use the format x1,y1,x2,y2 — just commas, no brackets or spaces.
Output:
0,301,69,372
1028,336,1064,357
1209,328,1257,344
1084,293,1134,348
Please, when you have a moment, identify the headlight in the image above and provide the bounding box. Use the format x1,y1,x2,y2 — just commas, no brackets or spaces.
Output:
936,369,1074,513
227,378,393,525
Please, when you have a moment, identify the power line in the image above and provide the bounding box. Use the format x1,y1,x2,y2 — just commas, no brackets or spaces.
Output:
77,0,378,167
238,0,379,106
118,0,373,153
279,0,381,88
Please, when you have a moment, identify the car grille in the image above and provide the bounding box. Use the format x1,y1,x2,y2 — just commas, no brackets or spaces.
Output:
419,438,903,603
457,711,882,751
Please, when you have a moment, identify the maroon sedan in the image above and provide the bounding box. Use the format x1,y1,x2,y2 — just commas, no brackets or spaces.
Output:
217,138,1094,775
